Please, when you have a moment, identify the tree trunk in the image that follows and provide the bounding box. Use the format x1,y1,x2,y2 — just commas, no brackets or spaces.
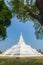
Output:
36,0,43,25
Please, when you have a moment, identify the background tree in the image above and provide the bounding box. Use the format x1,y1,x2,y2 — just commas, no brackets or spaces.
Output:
37,49,43,54
0,0,12,40
0,50,3,54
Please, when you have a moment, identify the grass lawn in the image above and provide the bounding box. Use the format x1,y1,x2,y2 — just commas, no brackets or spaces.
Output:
0,56,43,65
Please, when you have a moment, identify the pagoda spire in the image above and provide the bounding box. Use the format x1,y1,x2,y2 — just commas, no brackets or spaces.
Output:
18,32,25,45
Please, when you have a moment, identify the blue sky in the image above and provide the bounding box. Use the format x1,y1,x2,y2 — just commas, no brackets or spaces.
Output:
0,17,43,51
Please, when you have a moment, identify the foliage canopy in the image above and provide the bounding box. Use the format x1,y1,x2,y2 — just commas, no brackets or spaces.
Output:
9,0,43,39
0,0,43,40
0,0,12,40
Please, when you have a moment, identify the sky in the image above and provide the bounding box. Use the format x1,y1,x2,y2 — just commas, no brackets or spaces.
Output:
0,17,43,51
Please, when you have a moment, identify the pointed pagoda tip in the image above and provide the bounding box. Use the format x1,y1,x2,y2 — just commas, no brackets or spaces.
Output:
18,32,25,44
20,32,23,38
20,32,23,39
20,32,22,36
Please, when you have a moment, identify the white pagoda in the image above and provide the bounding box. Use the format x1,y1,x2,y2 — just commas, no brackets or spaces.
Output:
0,33,42,57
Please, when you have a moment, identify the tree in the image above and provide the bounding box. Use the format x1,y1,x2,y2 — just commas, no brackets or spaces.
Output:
0,50,3,54
37,49,43,54
0,0,43,40
0,0,12,40
8,0,43,39
10,0,43,25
